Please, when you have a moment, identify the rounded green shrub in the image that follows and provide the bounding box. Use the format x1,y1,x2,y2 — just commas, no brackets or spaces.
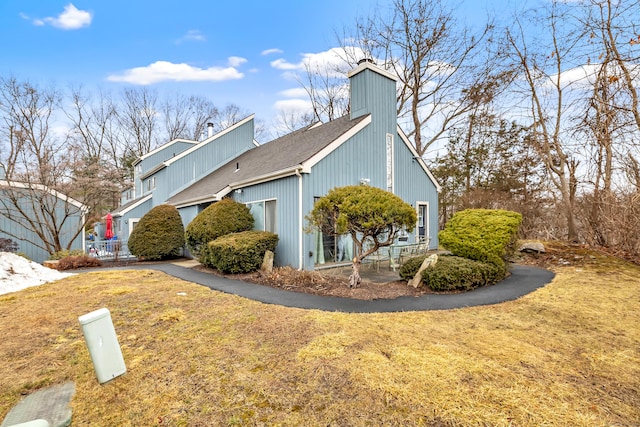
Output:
185,199,254,257
202,230,278,274
399,254,429,281
438,209,522,269
420,255,505,292
128,204,185,260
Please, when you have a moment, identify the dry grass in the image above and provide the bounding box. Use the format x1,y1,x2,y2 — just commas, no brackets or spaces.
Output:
1,247,639,426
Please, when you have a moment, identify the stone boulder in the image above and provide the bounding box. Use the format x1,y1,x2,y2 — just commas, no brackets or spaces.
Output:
409,254,439,288
518,241,546,254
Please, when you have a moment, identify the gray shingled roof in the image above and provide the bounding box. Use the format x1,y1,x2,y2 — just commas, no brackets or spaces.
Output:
166,114,370,206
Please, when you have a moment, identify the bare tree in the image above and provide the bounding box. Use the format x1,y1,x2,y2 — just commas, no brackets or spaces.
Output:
117,87,159,159
350,0,495,156
161,93,219,141
298,59,351,123
64,86,129,212
504,1,588,242
0,77,87,255
576,0,640,249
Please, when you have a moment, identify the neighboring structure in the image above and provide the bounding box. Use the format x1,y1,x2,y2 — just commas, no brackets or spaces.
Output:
0,166,87,263
112,61,441,270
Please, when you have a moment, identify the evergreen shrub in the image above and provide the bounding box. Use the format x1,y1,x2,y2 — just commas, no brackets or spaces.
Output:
399,254,429,281
128,204,185,260
185,199,254,258
438,209,522,273
420,255,505,291
202,230,278,274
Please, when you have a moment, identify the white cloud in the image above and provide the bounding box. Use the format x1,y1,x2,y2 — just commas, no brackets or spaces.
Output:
273,99,313,114
270,46,371,77
176,30,206,44
35,3,93,30
270,58,304,71
261,48,283,56
279,87,308,98
228,56,247,67
107,61,244,85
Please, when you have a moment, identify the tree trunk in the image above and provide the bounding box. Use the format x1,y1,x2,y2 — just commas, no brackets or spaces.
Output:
349,258,362,288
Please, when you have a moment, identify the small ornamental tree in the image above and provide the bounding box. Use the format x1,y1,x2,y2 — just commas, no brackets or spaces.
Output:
307,185,417,288
128,204,185,260
185,199,254,258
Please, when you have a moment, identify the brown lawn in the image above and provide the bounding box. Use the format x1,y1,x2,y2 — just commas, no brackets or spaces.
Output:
1,242,639,426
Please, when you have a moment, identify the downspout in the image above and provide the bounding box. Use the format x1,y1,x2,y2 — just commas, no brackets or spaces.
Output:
296,168,303,270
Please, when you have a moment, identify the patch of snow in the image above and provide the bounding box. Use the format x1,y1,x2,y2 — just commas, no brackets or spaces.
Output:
0,252,75,296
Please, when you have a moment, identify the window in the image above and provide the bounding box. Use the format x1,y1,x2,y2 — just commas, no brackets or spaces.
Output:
145,177,156,192
386,133,394,192
129,218,140,236
247,199,277,233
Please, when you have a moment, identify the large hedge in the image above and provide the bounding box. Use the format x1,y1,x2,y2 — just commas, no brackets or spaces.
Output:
185,199,254,257
438,209,522,273
128,204,185,260
202,230,278,274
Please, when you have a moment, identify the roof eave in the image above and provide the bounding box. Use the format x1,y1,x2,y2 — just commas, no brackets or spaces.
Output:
302,114,372,170
397,126,442,192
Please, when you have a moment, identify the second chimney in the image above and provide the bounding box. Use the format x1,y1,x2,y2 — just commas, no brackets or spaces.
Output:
207,122,214,138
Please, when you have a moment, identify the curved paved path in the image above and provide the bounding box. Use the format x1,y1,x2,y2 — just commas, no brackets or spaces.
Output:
99,263,555,313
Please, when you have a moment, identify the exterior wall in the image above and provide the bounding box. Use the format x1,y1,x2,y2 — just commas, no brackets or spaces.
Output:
0,191,85,263
393,136,439,248
115,198,153,238
177,205,200,230
140,140,195,171
234,176,301,268
120,187,135,206
119,119,256,241
134,140,196,197
147,119,255,203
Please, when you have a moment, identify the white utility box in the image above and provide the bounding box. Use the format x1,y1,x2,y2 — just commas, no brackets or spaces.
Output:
78,308,126,384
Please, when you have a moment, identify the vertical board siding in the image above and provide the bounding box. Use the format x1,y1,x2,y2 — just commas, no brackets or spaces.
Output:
139,140,196,173
0,190,85,263
235,176,300,268
116,198,153,238
393,139,440,248
153,120,255,203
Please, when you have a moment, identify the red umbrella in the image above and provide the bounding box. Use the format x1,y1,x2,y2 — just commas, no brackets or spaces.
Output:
105,213,114,239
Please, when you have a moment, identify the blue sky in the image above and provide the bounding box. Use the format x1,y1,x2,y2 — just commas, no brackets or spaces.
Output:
0,1,518,132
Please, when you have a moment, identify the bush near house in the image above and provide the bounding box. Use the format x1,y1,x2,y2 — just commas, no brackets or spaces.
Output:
202,231,278,274
185,199,254,258
57,255,103,270
400,209,522,290
438,209,522,273
0,238,19,253
128,205,185,260
424,255,504,291
399,254,505,291
49,249,85,260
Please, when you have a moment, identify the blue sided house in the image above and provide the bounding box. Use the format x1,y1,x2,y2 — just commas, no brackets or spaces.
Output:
0,169,87,264
111,60,441,270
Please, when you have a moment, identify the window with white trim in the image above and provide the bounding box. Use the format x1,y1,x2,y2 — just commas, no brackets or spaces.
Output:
247,199,277,233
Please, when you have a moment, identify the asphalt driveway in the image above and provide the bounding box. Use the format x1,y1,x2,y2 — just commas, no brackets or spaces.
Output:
99,262,555,313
